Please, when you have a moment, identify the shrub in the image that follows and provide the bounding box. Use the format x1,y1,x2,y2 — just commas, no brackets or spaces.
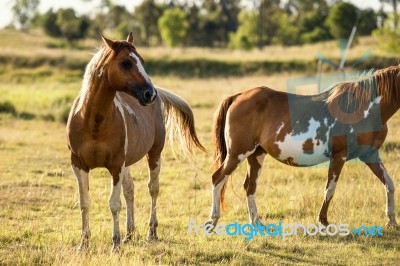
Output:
0,101,17,116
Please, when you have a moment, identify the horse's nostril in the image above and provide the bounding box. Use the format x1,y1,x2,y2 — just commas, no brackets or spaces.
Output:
144,91,152,101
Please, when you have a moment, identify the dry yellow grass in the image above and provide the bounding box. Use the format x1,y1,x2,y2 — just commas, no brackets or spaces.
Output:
0,29,399,265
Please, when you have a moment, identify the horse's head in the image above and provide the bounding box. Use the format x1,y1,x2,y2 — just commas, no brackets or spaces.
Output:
101,33,157,106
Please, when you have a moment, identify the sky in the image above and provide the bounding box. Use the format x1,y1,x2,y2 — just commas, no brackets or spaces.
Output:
0,0,390,29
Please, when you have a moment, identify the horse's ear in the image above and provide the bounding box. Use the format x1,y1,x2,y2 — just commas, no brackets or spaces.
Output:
100,33,114,49
126,32,134,44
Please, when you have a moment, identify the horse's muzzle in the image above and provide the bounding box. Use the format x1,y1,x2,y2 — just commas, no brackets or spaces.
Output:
142,87,157,105
131,84,157,106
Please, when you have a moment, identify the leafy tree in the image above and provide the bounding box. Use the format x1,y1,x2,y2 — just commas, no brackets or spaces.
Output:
373,13,400,52
229,10,258,49
135,0,165,45
258,0,285,45
298,9,331,43
272,11,299,45
199,0,228,46
380,0,399,30
326,2,359,39
158,8,188,47
12,0,40,31
358,9,377,35
40,9,61,37
56,8,89,42
219,0,240,35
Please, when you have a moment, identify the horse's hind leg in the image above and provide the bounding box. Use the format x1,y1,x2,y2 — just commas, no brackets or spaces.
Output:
146,149,162,241
208,144,260,226
122,166,134,243
243,147,266,225
208,156,241,226
318,156,345,226
361,153,397,227
71,162,90,251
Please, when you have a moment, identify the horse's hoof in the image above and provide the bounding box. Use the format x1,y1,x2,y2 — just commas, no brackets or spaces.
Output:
76,242,89,252
318,218,329,227
111,245,120,253
205,219,217,227
385,221,399,230
147,231,158,242
122,234,133,244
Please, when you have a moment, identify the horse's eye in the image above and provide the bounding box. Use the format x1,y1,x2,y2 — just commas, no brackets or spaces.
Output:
121,60,132,69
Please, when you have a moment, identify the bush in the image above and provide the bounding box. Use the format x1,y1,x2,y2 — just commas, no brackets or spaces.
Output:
0,101,17,116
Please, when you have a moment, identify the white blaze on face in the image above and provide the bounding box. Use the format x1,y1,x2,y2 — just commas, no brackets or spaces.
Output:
129,52,151,84
276,117,330,166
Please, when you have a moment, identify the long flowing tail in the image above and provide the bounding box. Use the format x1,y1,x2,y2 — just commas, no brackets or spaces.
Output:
212,93,241,210
156,88,206,159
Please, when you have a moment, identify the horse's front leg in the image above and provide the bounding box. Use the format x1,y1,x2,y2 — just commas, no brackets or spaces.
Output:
318,156,345,226
72,164,90,251
146,154,161,241
364,161,397,227
122,166,135,243
109,165,124,252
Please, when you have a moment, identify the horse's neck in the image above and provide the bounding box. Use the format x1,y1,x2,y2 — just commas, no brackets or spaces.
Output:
380,99,399,124
81,78,116,129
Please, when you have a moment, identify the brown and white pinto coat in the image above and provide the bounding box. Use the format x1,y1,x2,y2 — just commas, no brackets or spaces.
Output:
66,34,204,251
208,66,400,228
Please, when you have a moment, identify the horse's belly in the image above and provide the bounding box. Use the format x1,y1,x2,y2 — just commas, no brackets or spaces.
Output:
275,135,330,166
80,141,113,169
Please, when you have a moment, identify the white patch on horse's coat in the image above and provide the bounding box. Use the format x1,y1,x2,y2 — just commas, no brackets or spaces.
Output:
114,97,129,155
129,52,151,84
109,167,124,241
150,159,161,174
350,126,354,133
246,194,258,224
363,96,382,118
374,96,382,104
109,169,123,212
116,93,137,118
276,117,330,165
210,175,228,220
238,146,258,162
379,163,396,216
256,154,265,178
325,179,337,201
276,122,285,135
224,112,232,149
72,165,90,208
98,66,104,77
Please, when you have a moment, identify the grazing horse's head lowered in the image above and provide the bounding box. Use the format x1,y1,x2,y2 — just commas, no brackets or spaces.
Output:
100,33,156,106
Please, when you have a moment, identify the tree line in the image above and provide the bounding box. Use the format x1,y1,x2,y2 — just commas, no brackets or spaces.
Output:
9,0,399,50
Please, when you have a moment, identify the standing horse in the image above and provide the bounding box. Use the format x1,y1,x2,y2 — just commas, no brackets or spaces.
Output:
66,33,204,251
208,66,400,228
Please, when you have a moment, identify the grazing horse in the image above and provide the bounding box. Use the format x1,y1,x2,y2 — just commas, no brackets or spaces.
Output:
66,33,204,251
208,65,400,228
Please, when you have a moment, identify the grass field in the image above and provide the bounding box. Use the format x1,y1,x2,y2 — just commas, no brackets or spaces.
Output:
1,29,400,265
